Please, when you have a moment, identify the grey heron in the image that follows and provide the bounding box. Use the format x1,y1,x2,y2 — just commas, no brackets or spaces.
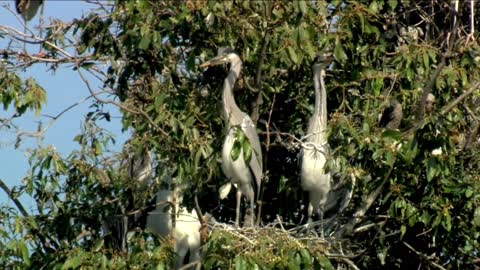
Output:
300,55,334,234
200,48,263,227
103,139,153,251
379,99,403,130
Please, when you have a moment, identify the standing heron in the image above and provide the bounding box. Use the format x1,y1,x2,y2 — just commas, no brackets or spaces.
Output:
300,55,334,235
200,48,263,227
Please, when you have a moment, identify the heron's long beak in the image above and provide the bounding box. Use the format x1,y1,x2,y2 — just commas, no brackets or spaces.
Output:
200,55,228,68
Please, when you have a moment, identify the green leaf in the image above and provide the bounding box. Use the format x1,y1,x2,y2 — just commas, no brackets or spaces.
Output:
18,240,30,266
287,46,299,64
236,128,246,144
139,36,151,50
299,1,307,14
231,140,242,161
385,151,395,167
235,256,247,270
473,207,480,227
94,140,103,155
368,1,379,14
299,248,311,265
388,0,398,10
400,224,407,236
382,130,402,140
334,42,348,63
422,52,429,70
443,211,452,232
318,255,334,270
62,254,83,269
242,139,252,163
466,188,473,198
373,77,383,96
426,158,438,182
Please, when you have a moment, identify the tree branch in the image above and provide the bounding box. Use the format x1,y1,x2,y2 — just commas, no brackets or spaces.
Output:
76,66,170,137
335,158,396,238
250,31,271,125
0,177,29,217
403,241,447,270
439,81,480,116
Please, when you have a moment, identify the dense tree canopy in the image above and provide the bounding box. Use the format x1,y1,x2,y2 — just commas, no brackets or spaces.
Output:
1,0,480,269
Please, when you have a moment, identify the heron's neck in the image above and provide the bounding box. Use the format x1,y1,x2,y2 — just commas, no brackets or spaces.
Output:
313,68,327,130
223,61,242,126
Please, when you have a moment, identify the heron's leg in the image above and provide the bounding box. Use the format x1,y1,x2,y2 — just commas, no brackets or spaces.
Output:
174,244,188,269
466,0,475,45
318,208,325,238
235,190,242,227
307,202,314,225
249,193,255,227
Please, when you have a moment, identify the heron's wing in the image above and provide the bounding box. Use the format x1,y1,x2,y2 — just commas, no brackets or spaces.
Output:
324,173,355,217
241,115,263,190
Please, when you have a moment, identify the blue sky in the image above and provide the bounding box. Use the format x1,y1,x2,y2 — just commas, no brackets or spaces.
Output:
0,1,129,212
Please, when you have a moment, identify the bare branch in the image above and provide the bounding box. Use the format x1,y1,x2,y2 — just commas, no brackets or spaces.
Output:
403,241,447,270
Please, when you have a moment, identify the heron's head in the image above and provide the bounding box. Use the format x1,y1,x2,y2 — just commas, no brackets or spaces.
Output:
313,53,334,70
200,47,241,68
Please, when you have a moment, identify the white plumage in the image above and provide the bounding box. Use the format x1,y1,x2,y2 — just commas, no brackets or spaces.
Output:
146,190,201,269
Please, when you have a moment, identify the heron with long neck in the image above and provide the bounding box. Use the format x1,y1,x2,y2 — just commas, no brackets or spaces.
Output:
200,48,263,227
301,55,334,235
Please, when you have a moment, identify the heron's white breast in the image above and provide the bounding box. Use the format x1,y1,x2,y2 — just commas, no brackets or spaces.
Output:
300,148,330,192
222,128,252,187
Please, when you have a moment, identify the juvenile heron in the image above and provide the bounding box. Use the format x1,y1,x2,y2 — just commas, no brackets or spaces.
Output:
103,139,153,251
379,99,403,130
300,55,334,234
200,48,263,227
146,189,202,269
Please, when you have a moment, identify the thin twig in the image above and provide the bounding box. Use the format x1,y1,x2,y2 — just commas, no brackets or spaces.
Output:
403,241,447,270
76,66,169,137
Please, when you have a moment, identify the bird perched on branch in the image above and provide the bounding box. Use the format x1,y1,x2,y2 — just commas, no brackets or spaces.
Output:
300,54,335,235
200,48,263,227
379,99,403,130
